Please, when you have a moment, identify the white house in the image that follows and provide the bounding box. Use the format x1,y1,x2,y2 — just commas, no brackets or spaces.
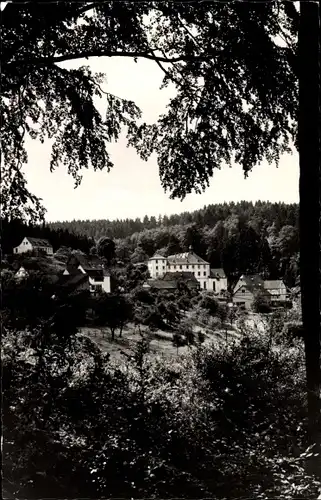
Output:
209,268,228,294
147,253,168,279
15,266,29,280
147,248,227,292
13,237,53,255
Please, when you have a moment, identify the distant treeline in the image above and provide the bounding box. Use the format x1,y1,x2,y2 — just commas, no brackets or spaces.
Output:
49,201,299,241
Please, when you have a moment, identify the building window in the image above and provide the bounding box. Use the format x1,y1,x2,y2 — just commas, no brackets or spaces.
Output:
242,288,245,293
192,265,194,269
213,281,216,291
186,265,189,269
198,265,200,269
174,265,176,269
198,272,200,276
156,260,158,264
204,282,207,289
156,266,158,270
180,265,182,269
203,272,206,276
156,272,158,277
163,266,165,270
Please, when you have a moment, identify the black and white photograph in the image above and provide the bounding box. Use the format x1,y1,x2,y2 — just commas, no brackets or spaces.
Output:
1,1,321,498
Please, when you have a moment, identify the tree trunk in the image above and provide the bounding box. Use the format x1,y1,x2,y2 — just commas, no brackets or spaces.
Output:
298,1,321,449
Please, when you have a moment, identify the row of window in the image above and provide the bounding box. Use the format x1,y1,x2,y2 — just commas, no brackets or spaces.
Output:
154,263,208,270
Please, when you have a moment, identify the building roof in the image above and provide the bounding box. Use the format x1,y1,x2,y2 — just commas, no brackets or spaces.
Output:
162,271,199,283
67,253,102,272
58,273,89,289
149,253,166,260
264,280,285,289
210,268,226,279
234,274,268,295
167,251,208,265
25,237,52,247
87,269,105,281
144,279,177,290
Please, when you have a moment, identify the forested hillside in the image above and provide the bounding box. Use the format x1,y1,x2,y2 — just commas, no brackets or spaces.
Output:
49,201,299,239
49,202,300,287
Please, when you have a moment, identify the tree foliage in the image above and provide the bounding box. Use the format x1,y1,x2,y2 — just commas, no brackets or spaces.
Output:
2,1,298,219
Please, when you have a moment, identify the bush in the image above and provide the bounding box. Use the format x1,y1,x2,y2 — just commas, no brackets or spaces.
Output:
198,294,222,317
2,320,320,500
252,295,272,313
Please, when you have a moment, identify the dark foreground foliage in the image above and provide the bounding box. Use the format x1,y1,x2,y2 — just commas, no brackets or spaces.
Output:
2,321,320,499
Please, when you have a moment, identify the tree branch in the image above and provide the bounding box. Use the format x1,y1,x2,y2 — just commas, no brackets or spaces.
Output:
9,49,215,67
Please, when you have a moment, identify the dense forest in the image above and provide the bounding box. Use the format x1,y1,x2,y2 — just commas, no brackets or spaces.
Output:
49,201,299,239
49,202,300,287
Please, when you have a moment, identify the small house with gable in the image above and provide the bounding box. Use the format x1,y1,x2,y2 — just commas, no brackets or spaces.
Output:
13,237,53,256
232,274,271,309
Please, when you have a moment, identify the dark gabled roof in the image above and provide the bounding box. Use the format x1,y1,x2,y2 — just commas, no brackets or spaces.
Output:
210,268,226,279
162,271,199,283
147,280,177,290
67,253,102,271
26,237,52,247
87,269,104,281
233,274,268,295
58,273,89,289
239,274,264,287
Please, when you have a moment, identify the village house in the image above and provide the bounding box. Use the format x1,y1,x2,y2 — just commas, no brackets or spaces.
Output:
232,274,271,309
232,274,291,310
13,237,54,256
263,280,288,305
63,253,111,294
147,247,228,292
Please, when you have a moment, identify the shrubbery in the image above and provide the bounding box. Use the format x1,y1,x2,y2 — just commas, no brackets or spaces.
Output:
3,318,320,499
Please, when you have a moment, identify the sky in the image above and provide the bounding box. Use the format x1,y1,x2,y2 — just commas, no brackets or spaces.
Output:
23,56,299,223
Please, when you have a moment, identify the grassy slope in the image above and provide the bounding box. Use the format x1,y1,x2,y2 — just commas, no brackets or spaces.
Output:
80,310,240,359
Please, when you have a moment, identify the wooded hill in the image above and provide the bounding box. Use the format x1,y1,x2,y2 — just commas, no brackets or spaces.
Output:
49,201,300,287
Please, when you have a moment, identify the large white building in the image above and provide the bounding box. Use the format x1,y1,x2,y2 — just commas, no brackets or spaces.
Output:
147,248,227,293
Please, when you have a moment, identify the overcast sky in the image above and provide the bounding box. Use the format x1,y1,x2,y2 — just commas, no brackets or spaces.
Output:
23,56,299,223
